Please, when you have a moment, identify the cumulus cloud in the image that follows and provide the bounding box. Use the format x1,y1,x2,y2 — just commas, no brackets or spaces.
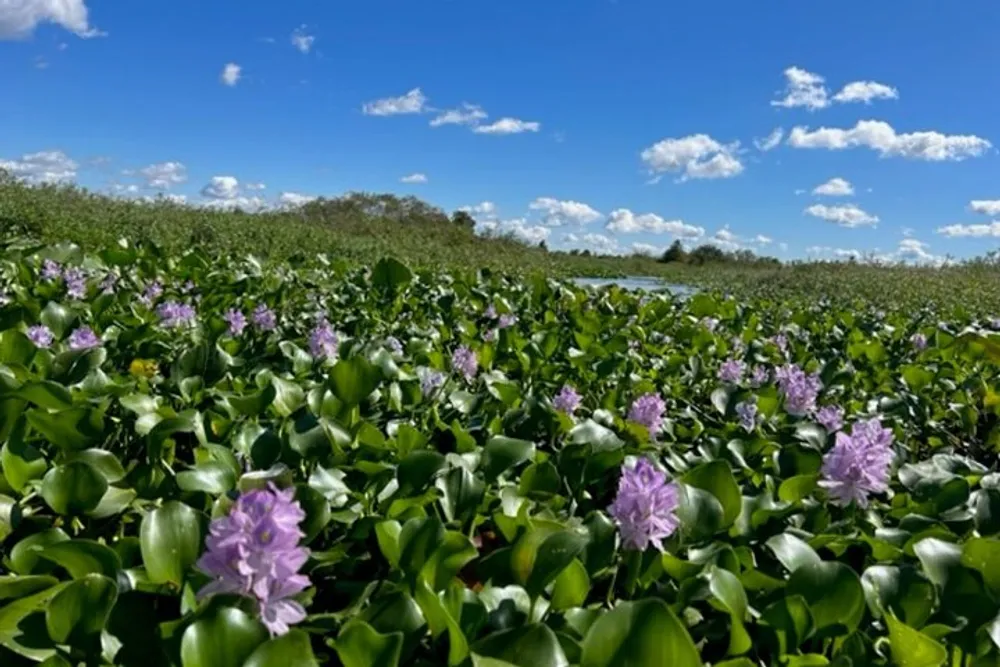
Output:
832,81,899,104
0,0,103,39
137,161,187,189
220,63,241,87
482,218,549,245
640,134,744,181
201,176,240,199
631,242,661,256
581,233,620,254
787,120,991,161
199,176,266,210
970,200,1000,216
459,201,497,221
754,128,784,152
805,203,879,227
0,150,77,183
244,182,266,191
771,67,829,110
529,197,601,226
278,192,316,207
812,177,854,196
291,25,315,53
605,208,705,238
472,118,540,135
400,173,427,184
362,88,427,116
937,221,1000,238
430,103,487,128
755,234,773,245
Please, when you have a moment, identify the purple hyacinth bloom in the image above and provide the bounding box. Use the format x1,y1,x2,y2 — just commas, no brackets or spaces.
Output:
63,267,87,299
485,304,498,319
157,301,197,328
41,259,62,281
68,326,100,350
182,280,196,294
252,305,277,332
819,418,894,507
100,272,118,295
628,393,666,435
27,325,54,348
608,458,680,551
750,366,770,388
773,333,788,353
553,385,582,414
498,313,517,329
224,309,247,336
816,405,845,432
196,483,310,636
775,364,821,417
309,320,338,359
483,328,497,343
736,400,758,433
718,358,746,384
139,281,163,306
385,336,403,354
452,346,478,382
418,367,446,397
911,333,928,351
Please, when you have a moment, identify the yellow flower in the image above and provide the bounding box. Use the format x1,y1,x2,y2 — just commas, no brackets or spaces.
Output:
129,358,158,378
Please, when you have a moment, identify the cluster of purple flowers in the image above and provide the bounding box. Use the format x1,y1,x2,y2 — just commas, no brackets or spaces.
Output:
41,259,62,281
497,313,517,329
483,328,497,343
68,326,101,350
309,320,338,359
718,358,746,384
484,304,498,319
139,281,164,306
63,267,87,299
911,333,928,351
196,483,311,636
815,405,845,432
819,418,894,507
452,346,478,381
224,309,248,336
735,399,758,433
552,385,582,414
772,333,789,354
628,393,666,435
100,272,118,295
749,366,770,388
157,301,197,328
608,458,680,551
385,336,403,355
27,325,54,348
252,305,277,332
775,363,822,416
418,367,446,397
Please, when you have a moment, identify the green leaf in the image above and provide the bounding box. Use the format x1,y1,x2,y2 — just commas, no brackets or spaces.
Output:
481,436,535,480
177,462,236,495
14,381,73,409
335,620,403,667
526,530,589,598
64,449,126,483
1,425,47,492
330,357,381,406
295,484,331,544
766,533,822,573
10,528,69,574
778,474,819,503
706,565,752,655
271,376,305,417
140,500,203,585
0,581,71,659
681,460,741,527
0,575,58,600
960,538,1000,598
243,630,319,667
180,606,268,667
40,301,74,338
711,387,732,415
471,624,569,667
398,517,446,578
27,407,102,451
580,598,701,667
41,461,108,515
787,561,866,635
550,558,590,611
45,574,118,644
886,612,947,667
761,594,814,654
39,539,122,579
397,450,447,495
437,465,485,524
568,420,623,452
0,494,19,542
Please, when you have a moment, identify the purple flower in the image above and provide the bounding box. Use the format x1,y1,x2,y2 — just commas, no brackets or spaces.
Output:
819,418,894,507
628,393,666,435
418,367,446,397
718,358,746,384
452,346,478,382
63,268,87,299
309,320,338,359
68,326,100,350
816,405,845,432
157,301,197,328
41,259,62,281
750,366,770,388
608,458,680,551
911,333,928,351
483,328,497,343
182,280,196,294
773,333,788,353
553,385,582,414
485,304,498,319
498,313,517,329
252,305,277,332
224,309,247,336
100,272,118,295
736,400,758,433
775,364,821,417
196,483,310,636
139,281,163,306
385,336,403,355
27,325,54,348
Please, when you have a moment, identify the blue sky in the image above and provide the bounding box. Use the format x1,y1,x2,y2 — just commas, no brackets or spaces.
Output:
2,0,1000,262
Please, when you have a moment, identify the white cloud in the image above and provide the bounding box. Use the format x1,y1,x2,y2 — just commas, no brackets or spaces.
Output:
896,238,933,261
485,218,549,245
362,88,427,116
0,150,77,183
197,176,267,211
812,177,854,196
472,118,540,135
582,233,620,254
640,134,744,181
221,63,241,87
970,200,1000,216
754,127,784,152
161,193,187,204
201,176,240,200
937,221,1000,238
755,234,773,245
631,242,661,256
805,203,879,227
832,81,899,105
605,208,704,238
529,197,601,226
399,173,427,184
430,103,487,128
788,120,991,161
0,0,102,39
291,25,315,53
459,201,497,220
278,192,316,207
771,66,829,110
244,182,266,191
137,161,187,189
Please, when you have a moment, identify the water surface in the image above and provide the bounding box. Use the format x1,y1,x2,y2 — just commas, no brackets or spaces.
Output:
571,276,697,296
